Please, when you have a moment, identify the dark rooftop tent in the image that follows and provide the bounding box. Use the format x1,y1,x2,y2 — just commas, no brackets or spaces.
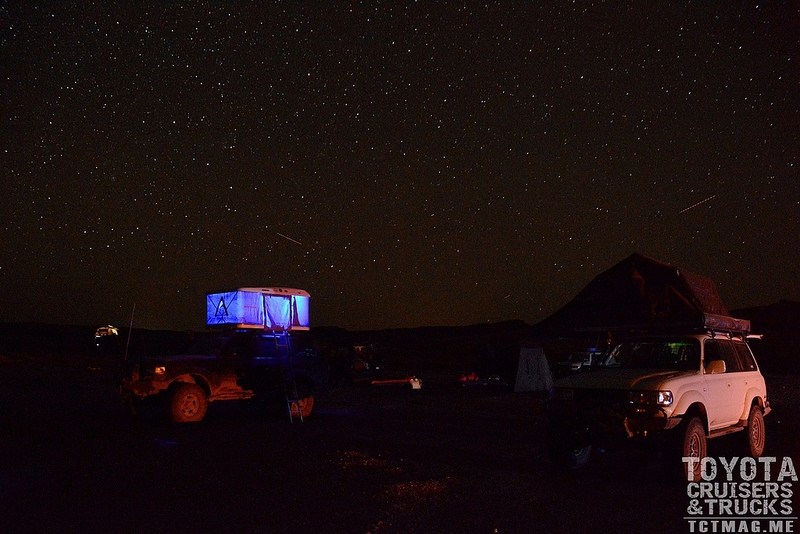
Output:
536,253,749,335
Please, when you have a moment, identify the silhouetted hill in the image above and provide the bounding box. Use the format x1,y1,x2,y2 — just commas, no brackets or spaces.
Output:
0,322,195,361
1,304,796,378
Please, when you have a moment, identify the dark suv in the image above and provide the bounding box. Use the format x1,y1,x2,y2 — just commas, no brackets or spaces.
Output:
120,330,327,423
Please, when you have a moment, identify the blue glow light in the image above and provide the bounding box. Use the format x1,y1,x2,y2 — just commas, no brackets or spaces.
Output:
206,288,310,331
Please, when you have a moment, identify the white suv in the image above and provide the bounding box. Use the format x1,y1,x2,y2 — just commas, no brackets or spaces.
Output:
547,315,770,476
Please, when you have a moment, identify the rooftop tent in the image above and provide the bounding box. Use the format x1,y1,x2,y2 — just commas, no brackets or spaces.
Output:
537,253,742,334
206,288,310,331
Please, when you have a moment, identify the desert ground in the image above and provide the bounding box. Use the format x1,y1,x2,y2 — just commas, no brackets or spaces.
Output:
1,346,798,534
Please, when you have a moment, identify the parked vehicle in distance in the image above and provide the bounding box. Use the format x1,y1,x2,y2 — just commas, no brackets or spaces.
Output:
119,287,327,423
95,325,119,337
555,350,598,376
120,329,327,423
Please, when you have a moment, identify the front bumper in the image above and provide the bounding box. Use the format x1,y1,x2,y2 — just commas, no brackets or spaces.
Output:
623,405,682,436
548,400,681,449
119,369,168,399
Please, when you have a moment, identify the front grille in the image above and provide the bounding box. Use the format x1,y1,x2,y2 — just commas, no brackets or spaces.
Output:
572,388,629,410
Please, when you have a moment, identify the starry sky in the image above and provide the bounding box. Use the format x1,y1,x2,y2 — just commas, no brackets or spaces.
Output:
2,2,798,332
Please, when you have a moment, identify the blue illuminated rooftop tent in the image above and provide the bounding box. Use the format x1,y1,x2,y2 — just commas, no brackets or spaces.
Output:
206,287,310,331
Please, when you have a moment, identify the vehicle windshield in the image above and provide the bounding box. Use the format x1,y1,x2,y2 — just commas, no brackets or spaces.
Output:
568,353,591,363
604,339,700,371
185,335,229,356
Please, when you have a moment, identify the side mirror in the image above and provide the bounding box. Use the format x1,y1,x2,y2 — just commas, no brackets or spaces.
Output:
706,359,726,374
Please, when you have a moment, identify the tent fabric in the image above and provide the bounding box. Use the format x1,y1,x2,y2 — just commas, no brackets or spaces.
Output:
264,295,291,330
207,291,263,327
537,253,731,333
514,347,553,392
206,289,310,331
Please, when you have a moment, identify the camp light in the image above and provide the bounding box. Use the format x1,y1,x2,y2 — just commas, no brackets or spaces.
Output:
154,366,166,376
629,390,673,406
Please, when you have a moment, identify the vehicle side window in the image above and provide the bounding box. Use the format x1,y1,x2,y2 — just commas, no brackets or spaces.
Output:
704,339,742,373
255,335,279,358
223,336,257,359
244,337,258,359
733,341,758,371
704,340,722,371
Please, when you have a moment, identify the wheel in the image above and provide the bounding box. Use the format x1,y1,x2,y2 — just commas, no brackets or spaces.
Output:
170,383,208,423
547,425,592,470
682,417,707,481
289,395,314,418
744,405,765,457
562,445,592,470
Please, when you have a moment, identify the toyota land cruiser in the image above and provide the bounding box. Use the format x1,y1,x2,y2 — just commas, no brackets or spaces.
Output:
547,314,770,478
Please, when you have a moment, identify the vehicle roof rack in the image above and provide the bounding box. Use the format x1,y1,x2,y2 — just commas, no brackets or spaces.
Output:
571,313,750,337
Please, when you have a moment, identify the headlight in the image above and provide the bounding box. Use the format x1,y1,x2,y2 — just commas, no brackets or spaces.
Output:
154,366,166,376
629,390,673,406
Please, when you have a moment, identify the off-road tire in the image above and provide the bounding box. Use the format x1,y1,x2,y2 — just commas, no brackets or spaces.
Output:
744,405,765,458
562,445,592,469
682,417,707,481
547,426,592,470
170,383,208,423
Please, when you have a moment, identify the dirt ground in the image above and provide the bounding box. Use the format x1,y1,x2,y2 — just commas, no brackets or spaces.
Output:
1,354,798,534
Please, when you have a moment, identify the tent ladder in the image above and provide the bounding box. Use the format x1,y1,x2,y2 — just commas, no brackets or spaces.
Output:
277,334,303,423
283,368,304,423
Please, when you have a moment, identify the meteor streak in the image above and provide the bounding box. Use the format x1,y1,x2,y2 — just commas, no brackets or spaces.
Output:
276,232,303,246
680,195,716,214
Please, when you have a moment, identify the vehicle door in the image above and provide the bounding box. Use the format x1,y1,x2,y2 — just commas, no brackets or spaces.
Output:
730,339,762,419
703,339,741,429
218,333,258,393
238,333,283,393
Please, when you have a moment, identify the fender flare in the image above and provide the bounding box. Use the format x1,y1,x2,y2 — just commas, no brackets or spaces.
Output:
737,388,766,422
170,373,198,385
672,391,708,426
169,373,212,396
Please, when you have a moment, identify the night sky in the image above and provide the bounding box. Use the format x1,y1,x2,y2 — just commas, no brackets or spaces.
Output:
2,3,798,332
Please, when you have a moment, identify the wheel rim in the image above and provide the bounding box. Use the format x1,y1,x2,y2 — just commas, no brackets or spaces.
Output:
684,420,706,480
571,446,589,457
181,395,199,416
751,415,764,448
688,434,701,458
686,431,703,480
